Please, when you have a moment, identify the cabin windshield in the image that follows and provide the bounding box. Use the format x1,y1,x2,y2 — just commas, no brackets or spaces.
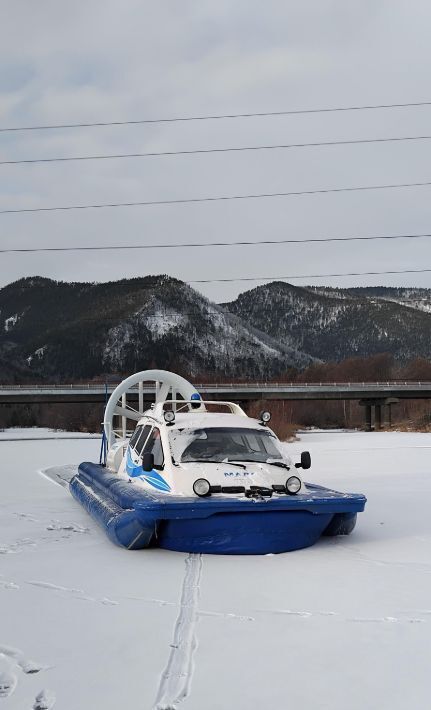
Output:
169,427,284,464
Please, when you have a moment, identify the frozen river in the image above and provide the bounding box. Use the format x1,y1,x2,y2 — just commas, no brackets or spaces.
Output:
0,428,430,709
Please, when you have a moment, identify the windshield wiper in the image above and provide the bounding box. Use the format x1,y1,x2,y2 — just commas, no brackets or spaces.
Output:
265,459,290,470
223,460,247,469
182,458,222,464
224,459,264,466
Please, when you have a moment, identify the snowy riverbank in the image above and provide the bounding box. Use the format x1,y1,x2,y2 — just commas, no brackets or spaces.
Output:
0,429,430,709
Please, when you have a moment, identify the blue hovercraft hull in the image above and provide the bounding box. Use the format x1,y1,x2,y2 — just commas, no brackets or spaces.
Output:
70,462,366,554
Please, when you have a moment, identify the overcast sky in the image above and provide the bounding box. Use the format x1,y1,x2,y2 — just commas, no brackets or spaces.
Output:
1,0,431,302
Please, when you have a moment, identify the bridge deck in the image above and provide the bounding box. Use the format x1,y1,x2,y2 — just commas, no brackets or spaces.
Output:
1,382,431,404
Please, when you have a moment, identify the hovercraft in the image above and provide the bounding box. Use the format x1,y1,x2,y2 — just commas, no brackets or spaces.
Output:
70,370,366,554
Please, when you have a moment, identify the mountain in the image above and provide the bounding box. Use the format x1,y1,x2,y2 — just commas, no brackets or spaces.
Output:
2,275,431,384
309,286,431,314
0,276,312,382
224,282,431,362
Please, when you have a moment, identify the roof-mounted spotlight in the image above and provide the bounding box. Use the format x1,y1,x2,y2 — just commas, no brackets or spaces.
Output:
164,410,175,425
259,410,271,425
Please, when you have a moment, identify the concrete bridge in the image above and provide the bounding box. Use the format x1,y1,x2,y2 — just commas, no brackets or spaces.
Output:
1,381,431,430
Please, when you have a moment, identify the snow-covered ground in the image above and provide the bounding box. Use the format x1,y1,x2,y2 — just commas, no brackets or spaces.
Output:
1,428,430,709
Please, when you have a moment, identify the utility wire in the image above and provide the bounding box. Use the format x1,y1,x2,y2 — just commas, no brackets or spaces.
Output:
2,100,431,133
188,268,431,284
2,231,431,254
2,179,431,215
2,134,431,166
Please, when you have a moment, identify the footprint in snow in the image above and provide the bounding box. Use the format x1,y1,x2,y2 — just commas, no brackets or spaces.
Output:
0,539,36,555
21,658,45,674
100,597,119,606
33,689,56,709
0,669,17,698
46,522,89,534
0,645,47,703
13,513,38,522
0,580,19,591
0,645,44,674
0,545,17,555
348,616,424,624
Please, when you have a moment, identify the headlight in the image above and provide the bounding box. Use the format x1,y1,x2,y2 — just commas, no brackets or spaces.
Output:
193,478,211,497
260,410,271,424
286,475,301,494
164,410,175,424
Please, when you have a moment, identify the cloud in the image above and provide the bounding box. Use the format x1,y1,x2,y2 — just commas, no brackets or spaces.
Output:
0,0,431,301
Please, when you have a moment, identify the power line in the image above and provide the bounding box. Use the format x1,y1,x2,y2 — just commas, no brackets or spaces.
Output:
2,231,431,255
2,100,431,133
187,268,431,285
2,179,431,216
3,134,431,167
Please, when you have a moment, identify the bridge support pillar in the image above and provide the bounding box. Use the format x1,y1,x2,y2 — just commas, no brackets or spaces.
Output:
385,398,399,429
375,404,382,431
364,404,372,432
359,398,399,431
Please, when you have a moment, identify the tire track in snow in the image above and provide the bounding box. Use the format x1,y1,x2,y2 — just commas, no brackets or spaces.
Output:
127,595,254,621
339,545,431,574
253,608,426,624
26,580,119,605
153,553,202,710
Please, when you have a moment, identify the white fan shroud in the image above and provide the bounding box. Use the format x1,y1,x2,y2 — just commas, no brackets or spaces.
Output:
103,369,202,447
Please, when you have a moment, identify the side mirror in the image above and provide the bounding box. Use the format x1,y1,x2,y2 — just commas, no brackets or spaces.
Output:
142,452,154,472
295,451,311,470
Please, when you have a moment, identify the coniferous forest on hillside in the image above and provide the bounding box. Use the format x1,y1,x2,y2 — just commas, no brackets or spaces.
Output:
1,275,431,433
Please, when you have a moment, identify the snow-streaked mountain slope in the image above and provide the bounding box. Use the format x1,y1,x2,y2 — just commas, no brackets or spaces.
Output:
312,286,431,314
0,276,312,381
225,281,431,361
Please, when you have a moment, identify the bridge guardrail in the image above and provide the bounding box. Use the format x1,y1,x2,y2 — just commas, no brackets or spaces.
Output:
1,381,431,390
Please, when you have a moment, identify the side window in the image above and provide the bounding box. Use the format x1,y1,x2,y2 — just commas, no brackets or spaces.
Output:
134,425,152,456
142,428,164,469
129,425,142,450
